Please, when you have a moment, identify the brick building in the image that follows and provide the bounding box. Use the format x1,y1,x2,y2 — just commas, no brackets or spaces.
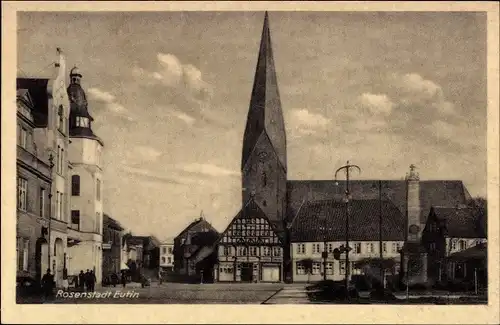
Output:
102,214,124,279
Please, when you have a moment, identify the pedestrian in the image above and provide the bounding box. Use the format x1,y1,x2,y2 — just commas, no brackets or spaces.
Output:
62,268,69,290
121,270,127,288
41,268,55,299
84,269,90,292
158,268,163,285
111,272,118,287
78,270,85,290
89,270,96,292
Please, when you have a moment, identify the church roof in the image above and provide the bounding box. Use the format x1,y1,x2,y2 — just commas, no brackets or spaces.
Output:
287,179,470,226
242,12,287,172
289,199,406,242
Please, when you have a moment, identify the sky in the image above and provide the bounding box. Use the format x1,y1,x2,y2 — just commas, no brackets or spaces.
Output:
17,11,487,241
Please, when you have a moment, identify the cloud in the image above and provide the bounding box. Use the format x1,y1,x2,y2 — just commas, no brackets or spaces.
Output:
287,109,331,138
181,163,239,177
170,110,196,125
87,87,116,102
358,93,394,116
392,73,455,116
133,53,213,101
133,146,162,161
121,165,187,185
87,87,135,121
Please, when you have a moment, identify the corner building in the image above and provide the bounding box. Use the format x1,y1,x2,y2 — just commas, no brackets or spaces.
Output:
66,67,104,283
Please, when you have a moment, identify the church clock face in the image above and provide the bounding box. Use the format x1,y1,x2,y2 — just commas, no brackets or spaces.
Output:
257,151,268,162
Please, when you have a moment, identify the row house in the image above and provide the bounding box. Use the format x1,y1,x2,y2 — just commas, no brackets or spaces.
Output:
215,199,284,283
16,49,71,287
102,214,124,277
288,199,405,283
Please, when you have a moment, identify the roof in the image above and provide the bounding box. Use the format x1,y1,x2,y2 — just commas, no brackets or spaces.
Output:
448,242,487,261
287,179,469,226
16,78,51,127
432,207,486,238
289,199,406,242
103,214,124,231
241,12,286,172
175,217,219,240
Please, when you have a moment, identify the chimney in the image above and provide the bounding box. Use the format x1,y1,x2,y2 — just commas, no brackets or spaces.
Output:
406,164,421,242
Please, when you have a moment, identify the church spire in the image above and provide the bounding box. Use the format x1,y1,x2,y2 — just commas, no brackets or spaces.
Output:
241,11,287,172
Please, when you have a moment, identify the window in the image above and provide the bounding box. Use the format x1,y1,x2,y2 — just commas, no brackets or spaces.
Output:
251,246,258,256
71,210,80,230
162,247,167,254
167,247,172,255
382,242,387,253
312,262,321,275
57,105,64,132
95,212,101,234
238,246,247,256
263,247,270,256
296,262,305,275
17,177,28,211
262,200,267,207
296,243,306,255
327,243,333,253
367,243,374,253
451,240,457,251
39,188,45,218
223,246,230,256
339,261,346,275
56,145,60,174
161,257,166,264
273,247,281,257
262,172,267,186
392,243,397,253
71,175,80,196
313,243,321,254
96,179,101,201
59,192,64,221
326,262,334,275
167,257,172,264
60,148,64,174
19,127,27,149
430,243,436,251
355,243,362,254
76,116,90,128
16,238,29,271
459,240,467,251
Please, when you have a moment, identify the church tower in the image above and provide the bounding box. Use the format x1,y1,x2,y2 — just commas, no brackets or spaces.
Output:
66,66,105,284
242,12,287,228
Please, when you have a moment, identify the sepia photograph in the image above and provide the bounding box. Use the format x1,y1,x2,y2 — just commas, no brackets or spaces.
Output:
3,1,500,324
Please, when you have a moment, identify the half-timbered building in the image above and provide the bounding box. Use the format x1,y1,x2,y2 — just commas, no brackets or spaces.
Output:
215,199,283,282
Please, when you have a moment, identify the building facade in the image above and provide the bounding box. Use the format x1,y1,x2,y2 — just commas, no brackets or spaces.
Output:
66,66,105,283
421,206,487,284
159,241,174,272
173,216,219,276
16,87,52,282
215,199,283,282
17,49,71,287
102,214,124,278
289,199,405,282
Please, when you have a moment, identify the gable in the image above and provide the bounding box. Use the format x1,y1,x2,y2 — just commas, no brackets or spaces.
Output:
218,199,282,246
17,89,35,109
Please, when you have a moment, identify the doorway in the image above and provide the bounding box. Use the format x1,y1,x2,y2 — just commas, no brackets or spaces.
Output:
35,238,49,282
240,263,253,282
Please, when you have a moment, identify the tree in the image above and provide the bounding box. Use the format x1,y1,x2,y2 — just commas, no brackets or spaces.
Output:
301,258,314,283
468,197,487,237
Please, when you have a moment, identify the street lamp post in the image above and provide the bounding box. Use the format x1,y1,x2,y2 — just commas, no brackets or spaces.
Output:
335,161,361,289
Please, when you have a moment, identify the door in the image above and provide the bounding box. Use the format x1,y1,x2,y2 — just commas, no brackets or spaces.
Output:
240,263,253,282
262,265,280,282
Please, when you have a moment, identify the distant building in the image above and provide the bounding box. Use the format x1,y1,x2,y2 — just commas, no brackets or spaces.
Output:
102,214,124,278
289,199,405,283
159,240,174,273
66,66,105,284
126,235,160,269
17,49,71,287
173,215,219,277
421,206,487,284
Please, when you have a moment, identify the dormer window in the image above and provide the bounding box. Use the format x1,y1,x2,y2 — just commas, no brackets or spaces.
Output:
76,116,90,128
